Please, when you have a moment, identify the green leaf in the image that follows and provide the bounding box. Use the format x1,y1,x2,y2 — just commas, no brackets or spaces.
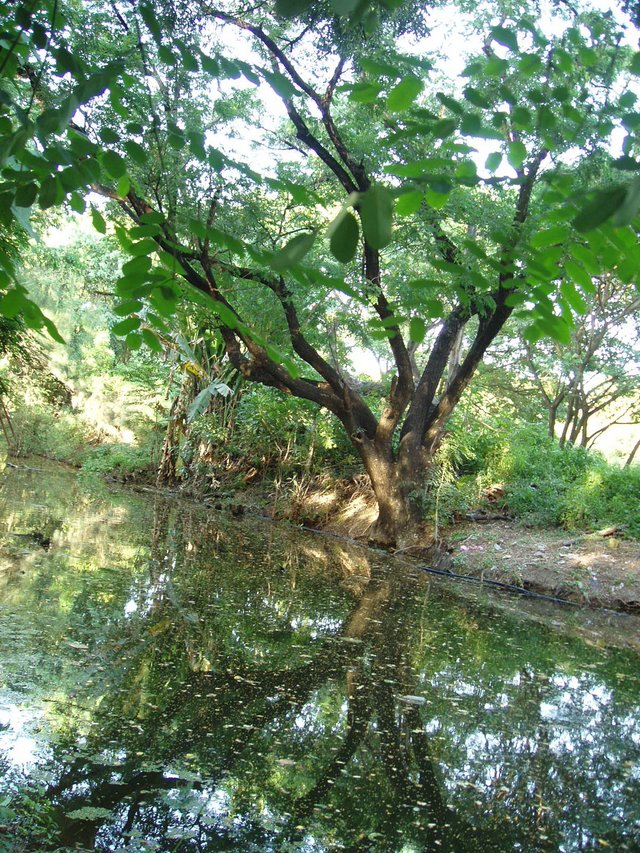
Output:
612,176,640,226
262,69,298,99
91,206,107,234
631,52,640,75
271,232,316,271
359,185,394,250
360,58,401,77
463,87,491,109
128,238,157,257
386,75,423,112
112,316,141,336
485,152,502,172
564,260,594,294
125,332,143,350
395,191,423,216
113,299,143,316
409,316,425,344
518,53,543,76
139,2,162,44
572,185,627,232
491,25,519,52
329,212,359,263
141,328,164,351
0,288,26,319
38,176,61,210
102,150,127,179
348,82,383,104
560,281,587,314
507,141,527,170
275,0,311,16
69,193,86,213
158,45,176,66
432,118,457,138
117,175,130,197
124,140,147,165
424,187,449,209
530,226,569,249
99,127,120,145
14,182,37,208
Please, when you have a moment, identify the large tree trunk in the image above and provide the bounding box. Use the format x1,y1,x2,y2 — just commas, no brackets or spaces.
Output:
355,437,449,565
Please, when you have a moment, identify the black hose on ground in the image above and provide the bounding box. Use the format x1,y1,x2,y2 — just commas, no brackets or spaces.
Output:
414,565,579,606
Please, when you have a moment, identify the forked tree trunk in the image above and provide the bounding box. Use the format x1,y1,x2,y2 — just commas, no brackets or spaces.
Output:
356,437,442,557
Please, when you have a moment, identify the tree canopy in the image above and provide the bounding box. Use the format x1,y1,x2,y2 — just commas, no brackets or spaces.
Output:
1,0,639,544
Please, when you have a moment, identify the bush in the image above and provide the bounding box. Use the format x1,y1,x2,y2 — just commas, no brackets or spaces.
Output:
564,463,640,537
7,403,95,464
79,443,154,480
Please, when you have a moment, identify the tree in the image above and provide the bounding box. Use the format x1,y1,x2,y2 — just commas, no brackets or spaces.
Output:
525,275,640,448
0,0,639,547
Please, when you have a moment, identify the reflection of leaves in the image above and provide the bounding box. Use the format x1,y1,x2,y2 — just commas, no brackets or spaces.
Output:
65,806,113,819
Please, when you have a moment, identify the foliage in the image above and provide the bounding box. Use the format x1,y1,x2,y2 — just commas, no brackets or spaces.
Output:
1,0,640,541
79,442,155,480
564,462,640,537
8,401,96,462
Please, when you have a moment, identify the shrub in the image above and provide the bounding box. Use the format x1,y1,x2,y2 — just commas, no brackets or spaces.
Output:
7,403,95,464
79,443,154,480
563,463,640,537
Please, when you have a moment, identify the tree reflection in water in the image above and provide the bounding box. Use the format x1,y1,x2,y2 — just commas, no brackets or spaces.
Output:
0,470,638,851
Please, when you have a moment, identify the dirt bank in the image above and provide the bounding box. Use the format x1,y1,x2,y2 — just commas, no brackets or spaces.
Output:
448,520,640,612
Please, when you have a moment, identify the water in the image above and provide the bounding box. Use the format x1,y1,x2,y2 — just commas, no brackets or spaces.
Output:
0,462,638,852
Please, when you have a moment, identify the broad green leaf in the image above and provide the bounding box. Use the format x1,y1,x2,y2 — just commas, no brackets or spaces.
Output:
572,185,627,232
395,191,423,216
101,150,127,179
139,2,162,44
262,69,298,99
631,52,640,75
14,182,37,208
0,288,27,319
124,140,146,165
117,175,130,197
99,127,120,145
386,75,423,112
491,25,519,52
128,238,157,257
409,316,425,343
271,232,316,271
39,176,60,210
112,316,141,336
91,206,107,234
329,212,359,263
125,332,143,350
348,82,383,104
113,299,143,316
518,53,543,76
425,187,449,209
158,45,176,66
530,226,569,249
275,0,312,16
360,58,401,77
359,185,394,249
560,281,587,314
141,328,164,352
485,152,502,172
612,176,640,226
507,141,527,170
564,260,595,293
463,87,491,109
569,243,602,276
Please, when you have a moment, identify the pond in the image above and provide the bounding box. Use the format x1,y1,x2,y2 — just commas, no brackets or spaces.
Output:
0,462,638,852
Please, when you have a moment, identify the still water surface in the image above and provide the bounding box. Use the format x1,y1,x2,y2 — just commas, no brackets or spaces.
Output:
0,463,638,852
